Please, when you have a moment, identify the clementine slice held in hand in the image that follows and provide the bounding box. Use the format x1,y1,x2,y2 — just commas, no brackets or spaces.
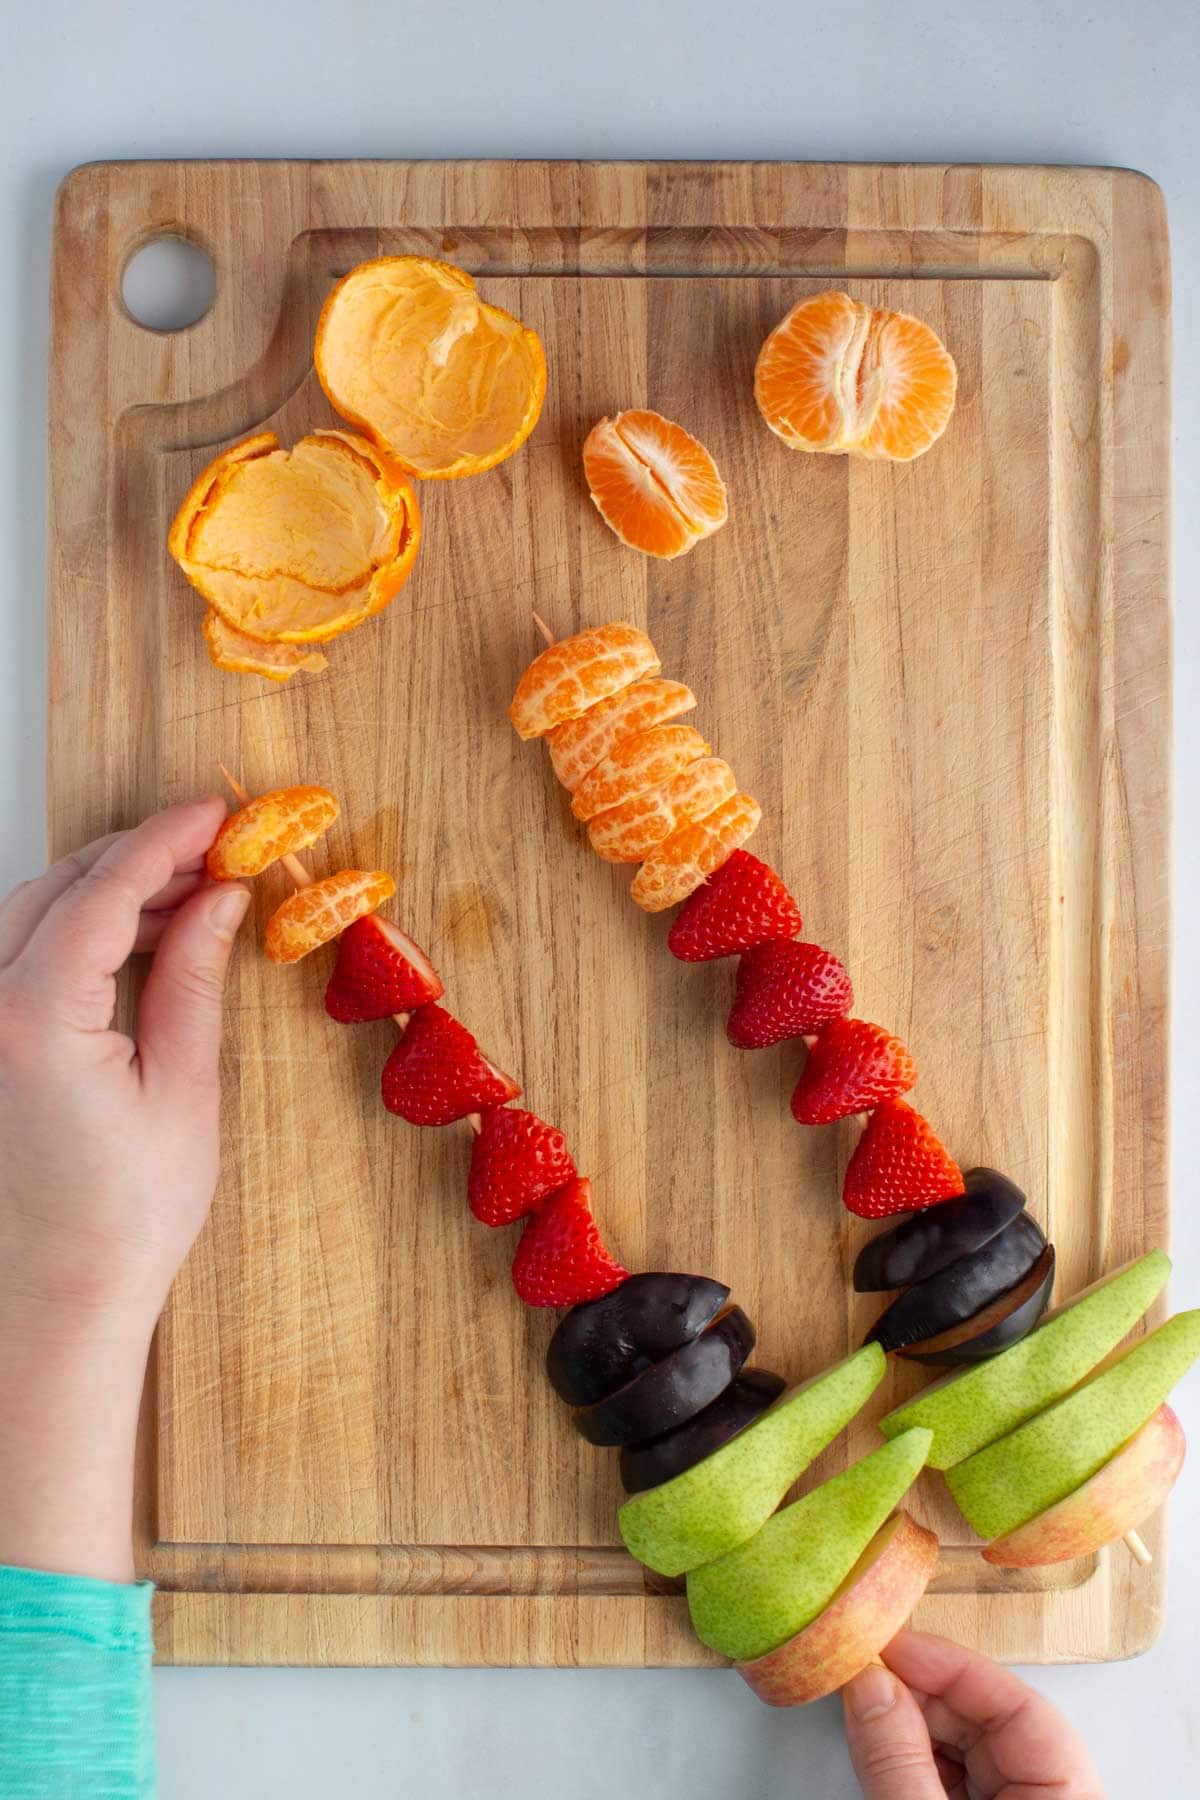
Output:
755,292,957,462
583,411,728,558
264,869,396,965
509,623,661,741
314,257,547,480
169,430,421,643
208,785,340,880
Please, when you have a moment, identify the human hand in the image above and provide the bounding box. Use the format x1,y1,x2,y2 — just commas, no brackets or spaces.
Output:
842,1630,1106,1797
0,799,247,1581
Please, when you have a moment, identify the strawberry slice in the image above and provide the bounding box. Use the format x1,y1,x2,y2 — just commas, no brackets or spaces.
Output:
726,940,853,1048
468,1107,578,1227
325,915,444,1022
511,1177,628,1307
790,1018,917,1124
843,1100,964,1219
381,1005,520,1126
667,849,802,962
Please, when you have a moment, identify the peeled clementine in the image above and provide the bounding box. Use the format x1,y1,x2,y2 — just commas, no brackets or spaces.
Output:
755,292,957,462
588,756,738,863
583,410,728,558
265,869,396,965
571,723,711,822
630,792,763,913
202,611,328,682
169,430,421,644
548,678,697,793
314,257,547,481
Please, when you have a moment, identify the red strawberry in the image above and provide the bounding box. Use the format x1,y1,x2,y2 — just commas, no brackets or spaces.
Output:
381,1004,520,1126
511,1177,628,1307
325,915,444,1023
468,1107,577,1227
843,1100,964,1219
668,850,802,962
727,940,853,1048
790,1018,917,1125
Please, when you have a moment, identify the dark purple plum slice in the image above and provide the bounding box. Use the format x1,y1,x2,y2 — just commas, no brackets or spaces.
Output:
853,1167,1027,1293
546,1272,730,1406
618,1368,787,1494
899,1247,1056,1364
864,1213,1046,1353
573,1307,756,1446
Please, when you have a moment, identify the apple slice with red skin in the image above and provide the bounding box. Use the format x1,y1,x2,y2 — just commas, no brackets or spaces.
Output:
982,1403,1185,1567
737,1511,938,1707
899,1247,1056,1365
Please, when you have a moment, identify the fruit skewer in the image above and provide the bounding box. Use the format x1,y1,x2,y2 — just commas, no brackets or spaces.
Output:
515,619,1168,1567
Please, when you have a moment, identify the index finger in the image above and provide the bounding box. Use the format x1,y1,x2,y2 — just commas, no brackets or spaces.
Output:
882,1632,1102,1792
10,799,227,1030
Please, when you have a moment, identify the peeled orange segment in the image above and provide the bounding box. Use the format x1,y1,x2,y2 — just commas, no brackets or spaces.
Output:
202,611,328,682
169,430,421,644
207,786,340,881
630,792,763,913
583,411,728,559
314,256,547,481
571,723,711,822
264,869,396,965
509,623,660,741
548,678,697,793
588,757,738,863
755,292,956,463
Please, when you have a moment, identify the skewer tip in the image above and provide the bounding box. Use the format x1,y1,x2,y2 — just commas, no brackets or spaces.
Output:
1123,1529,1152,1567
531,610,556,648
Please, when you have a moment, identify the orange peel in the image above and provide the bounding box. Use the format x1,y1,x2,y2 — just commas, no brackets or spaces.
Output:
168,429,421,644
630,792,763,913
314,256,547,481
509,623,660,741
207,786,340,880
548,678,697,793
588,756,738,863
202,611,328,682
264,869,396,965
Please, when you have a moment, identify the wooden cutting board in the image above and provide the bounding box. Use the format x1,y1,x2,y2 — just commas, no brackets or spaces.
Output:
46,160,1170,1668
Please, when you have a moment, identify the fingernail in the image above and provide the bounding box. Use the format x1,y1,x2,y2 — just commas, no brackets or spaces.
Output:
847,1663,896,1723
209,886,250,939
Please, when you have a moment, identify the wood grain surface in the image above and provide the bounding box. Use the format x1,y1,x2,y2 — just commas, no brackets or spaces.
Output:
46,161,1171,1667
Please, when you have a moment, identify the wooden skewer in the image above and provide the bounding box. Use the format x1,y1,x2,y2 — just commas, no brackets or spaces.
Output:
1124,1529,1152,1567
531,610,556,648
217,764,481,1134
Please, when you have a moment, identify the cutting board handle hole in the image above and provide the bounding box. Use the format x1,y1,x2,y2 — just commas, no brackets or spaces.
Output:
121,236,215,333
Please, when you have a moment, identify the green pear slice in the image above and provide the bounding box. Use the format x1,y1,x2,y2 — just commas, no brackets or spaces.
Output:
879,1250,1170,1468
947,1309,1200,1540
686,1427,932,1663
618,1344,886,1576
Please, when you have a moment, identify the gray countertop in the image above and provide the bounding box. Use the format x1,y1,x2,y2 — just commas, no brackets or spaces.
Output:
3,0,1197,1791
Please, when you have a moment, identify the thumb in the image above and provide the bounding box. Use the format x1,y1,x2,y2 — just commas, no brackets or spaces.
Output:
137,884,250,1093
842,1664,946,1800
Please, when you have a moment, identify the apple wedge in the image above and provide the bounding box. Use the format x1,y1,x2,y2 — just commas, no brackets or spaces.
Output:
687,1427,932,1663
879,1249,1171,1468
982,1404,1185,1567
947,1309,1200,1540
738,1511,939,1706
619,1344,885,1576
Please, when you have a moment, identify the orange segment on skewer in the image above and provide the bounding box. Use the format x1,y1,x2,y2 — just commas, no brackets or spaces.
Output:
588,756,738,862
571,723,711,822
509,623,660,741
630,792,763,913
202,611,328,683
265,869,396,965
207,786,340,880
548,678,697,793
754,292,957,463
582,411,728,559
314,257,547,481
169,429,421,644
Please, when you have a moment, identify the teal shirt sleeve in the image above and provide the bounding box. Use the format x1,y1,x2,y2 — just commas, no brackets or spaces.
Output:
0,1563,155,1799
